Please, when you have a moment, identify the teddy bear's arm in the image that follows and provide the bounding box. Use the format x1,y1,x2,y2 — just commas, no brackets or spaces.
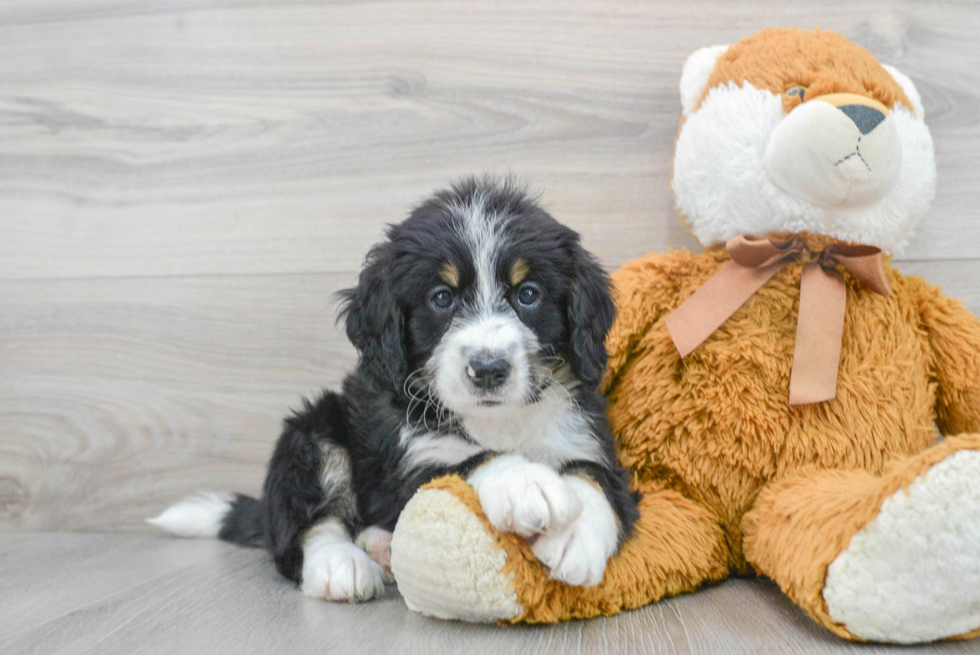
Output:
602,251,692,391
917,279,980,435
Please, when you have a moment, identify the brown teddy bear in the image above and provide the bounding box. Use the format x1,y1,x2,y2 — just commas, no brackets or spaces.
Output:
389,28,980,644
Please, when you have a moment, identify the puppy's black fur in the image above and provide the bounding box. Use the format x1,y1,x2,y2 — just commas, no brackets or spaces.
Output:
219,177,639,586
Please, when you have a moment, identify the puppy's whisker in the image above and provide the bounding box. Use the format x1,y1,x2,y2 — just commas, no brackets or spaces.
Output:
424,380,450,432
418,380,442,433
403,371,435,430
535,363,579,411
404,386,430,425
402,367,426,393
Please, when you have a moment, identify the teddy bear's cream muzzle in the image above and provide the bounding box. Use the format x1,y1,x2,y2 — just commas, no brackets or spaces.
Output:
765,93,902,209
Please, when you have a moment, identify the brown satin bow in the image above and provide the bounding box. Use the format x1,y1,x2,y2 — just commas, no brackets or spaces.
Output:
664,234,892,405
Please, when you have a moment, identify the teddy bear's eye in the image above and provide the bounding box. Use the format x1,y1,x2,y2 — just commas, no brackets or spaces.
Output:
787,86,807,100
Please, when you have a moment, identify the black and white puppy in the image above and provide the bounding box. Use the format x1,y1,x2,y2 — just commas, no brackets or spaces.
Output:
149,177,639,601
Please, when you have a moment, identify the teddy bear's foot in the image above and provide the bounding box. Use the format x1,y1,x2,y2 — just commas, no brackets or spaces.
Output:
390,486,523,622
393,476,732,624
745,434,980,643
823,449,980,643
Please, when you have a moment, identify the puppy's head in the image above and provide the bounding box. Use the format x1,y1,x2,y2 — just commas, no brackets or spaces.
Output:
340,177,614,417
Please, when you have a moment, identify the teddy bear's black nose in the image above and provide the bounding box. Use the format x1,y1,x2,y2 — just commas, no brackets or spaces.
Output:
839,104,886,135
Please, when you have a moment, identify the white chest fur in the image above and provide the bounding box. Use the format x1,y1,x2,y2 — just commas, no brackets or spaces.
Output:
399,389,605,472
461,390,604,467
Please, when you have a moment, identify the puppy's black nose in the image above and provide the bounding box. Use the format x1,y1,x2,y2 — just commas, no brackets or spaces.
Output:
839,104,886,135
466,358,510,390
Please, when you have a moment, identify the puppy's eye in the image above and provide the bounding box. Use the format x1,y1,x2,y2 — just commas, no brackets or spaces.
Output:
430,287,454,311
787,86,806,100
516,283,541,308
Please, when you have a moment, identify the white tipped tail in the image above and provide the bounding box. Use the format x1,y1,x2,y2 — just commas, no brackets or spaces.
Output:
146,492,235,538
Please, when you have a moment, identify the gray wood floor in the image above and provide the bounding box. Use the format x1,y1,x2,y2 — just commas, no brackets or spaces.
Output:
2,532,979,655
2,0,980,651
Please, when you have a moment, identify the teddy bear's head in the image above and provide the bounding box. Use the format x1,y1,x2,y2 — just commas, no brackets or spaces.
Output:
672,28,935,254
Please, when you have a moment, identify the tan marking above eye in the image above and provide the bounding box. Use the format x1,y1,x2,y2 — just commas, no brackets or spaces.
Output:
439,262,460,288
509,258,530,286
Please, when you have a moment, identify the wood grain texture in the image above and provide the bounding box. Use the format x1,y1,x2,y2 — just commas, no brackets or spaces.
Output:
3,532,979,655
1,0,980,281
0,273,356,530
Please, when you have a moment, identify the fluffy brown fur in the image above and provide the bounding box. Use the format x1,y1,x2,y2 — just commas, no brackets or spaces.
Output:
600,242,980,636
699,28,912,114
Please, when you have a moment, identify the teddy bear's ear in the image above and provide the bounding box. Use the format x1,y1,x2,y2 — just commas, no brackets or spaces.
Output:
680,44,730,116
882,64,925,119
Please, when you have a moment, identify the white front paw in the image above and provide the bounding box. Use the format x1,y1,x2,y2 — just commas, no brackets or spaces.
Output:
468,454,583,537
531,476,618,587
301,520,385,602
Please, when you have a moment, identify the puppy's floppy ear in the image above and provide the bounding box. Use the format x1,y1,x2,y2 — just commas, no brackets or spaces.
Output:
566,244,616,391
338,242,408,391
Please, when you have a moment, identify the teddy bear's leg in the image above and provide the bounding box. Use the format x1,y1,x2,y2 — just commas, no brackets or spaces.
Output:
743,434,980,643
391,475,731,623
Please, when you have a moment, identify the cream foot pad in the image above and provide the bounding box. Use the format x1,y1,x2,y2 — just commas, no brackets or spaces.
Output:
824,450,980,643
391,488,524,622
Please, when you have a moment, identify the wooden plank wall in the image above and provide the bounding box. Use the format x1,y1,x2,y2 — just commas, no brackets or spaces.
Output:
2,0,979,532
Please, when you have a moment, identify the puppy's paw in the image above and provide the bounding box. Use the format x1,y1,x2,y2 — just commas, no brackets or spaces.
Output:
531,476,618,587
355,525,395,584
468,454,582,537
301,522,385,602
